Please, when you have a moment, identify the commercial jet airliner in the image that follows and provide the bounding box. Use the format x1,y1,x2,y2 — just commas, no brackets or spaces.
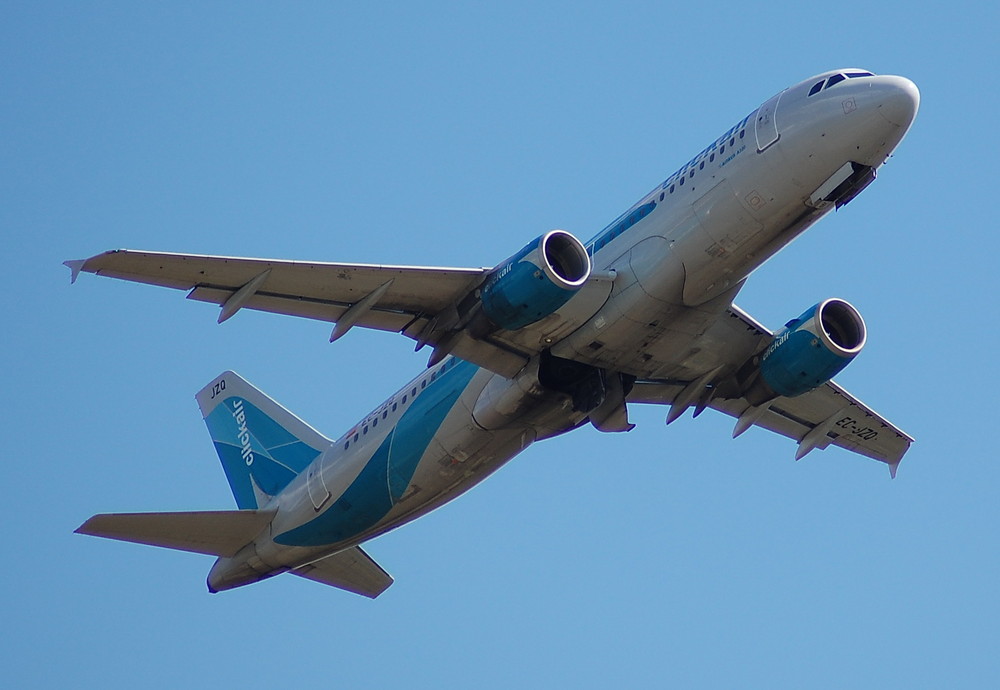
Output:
68,69,919,597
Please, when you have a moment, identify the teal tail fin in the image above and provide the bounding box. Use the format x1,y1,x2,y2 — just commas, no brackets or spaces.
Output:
196,371,331,509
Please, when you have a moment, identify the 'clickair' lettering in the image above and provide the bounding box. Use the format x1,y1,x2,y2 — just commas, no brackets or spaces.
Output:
232,399,255,466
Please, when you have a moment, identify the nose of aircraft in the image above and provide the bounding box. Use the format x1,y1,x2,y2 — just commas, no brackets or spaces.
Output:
875,75,920,129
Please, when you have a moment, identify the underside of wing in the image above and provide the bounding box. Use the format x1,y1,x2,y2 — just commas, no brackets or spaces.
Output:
626,303,913,474
68,249,614,378
69,249,486,331
629,378,912,471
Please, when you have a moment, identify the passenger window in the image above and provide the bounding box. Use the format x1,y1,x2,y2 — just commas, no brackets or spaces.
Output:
659,192,664,201
411,388,417,396
392,402,397,411
710,153,715,162
344,441,349,450
699,161,705,170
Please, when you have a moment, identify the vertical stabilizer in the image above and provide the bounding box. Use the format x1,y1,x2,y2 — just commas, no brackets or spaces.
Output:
197,371,331,509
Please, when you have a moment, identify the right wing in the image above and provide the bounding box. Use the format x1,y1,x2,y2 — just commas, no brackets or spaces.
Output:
627,303,913,475
629,378,913,474
66,249,614,377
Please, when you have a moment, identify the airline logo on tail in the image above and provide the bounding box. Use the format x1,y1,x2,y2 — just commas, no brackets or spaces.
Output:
231,399,255,467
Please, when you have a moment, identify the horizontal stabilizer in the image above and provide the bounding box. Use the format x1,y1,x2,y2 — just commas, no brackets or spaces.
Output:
290,546,393,598
76,509,274,557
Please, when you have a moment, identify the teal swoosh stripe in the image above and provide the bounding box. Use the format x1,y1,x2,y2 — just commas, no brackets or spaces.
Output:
275,359,479,547
387,360,478,501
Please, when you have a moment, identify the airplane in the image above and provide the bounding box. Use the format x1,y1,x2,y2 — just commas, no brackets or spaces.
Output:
67,68,919,598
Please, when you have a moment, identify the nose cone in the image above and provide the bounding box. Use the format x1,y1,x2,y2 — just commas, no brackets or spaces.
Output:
876,75,920,129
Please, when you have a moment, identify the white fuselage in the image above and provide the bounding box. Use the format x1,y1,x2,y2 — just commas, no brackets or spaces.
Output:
208,70,919,590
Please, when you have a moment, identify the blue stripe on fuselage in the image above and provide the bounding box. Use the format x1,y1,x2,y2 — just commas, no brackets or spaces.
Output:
584,111,755,259
585,201,656,256
274,359,480,547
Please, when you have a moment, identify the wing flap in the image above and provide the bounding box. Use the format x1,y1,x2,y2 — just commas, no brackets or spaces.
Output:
290,546,393,598
76,509,275,557
187,285,415,332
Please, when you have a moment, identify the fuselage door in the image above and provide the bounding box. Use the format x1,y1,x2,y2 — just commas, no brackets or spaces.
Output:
754,90,784,152
306,457,331,510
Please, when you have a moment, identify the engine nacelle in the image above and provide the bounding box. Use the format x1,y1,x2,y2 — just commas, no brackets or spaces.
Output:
480,230,590,331
746,298,866,404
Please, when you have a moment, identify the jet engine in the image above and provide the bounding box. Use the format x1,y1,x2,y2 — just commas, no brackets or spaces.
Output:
744,298,866,405
479,230,590,331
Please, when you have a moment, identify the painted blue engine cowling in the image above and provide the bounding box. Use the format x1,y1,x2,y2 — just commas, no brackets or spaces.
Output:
758,298,867,397
480,230,591,331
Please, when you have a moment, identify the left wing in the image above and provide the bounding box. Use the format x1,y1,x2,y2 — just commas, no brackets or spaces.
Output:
66,249,613,377
627,304,913,475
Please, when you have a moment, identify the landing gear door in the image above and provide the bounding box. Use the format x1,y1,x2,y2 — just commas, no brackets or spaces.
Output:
755,90,783,152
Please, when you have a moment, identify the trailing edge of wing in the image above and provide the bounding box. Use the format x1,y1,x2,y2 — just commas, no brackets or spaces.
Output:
290,546,393,598
76,509,275,557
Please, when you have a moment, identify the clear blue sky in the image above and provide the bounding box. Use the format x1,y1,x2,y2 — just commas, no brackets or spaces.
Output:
3,3,997,687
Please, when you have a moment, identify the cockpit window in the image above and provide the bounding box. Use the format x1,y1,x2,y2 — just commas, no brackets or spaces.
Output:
808,71,875,97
